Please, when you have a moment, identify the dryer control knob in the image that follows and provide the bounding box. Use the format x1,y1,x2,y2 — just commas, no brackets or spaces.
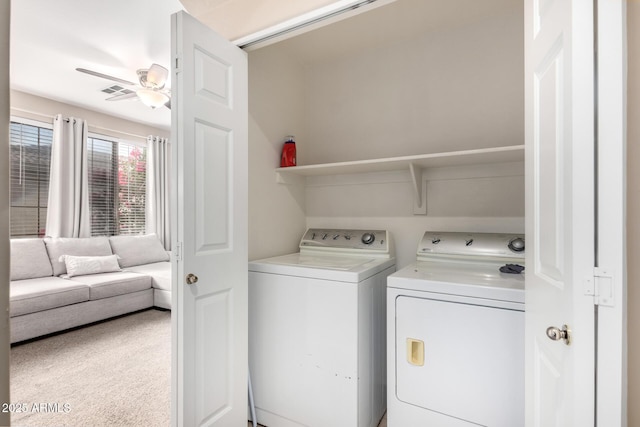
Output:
508,237,525,252
361,233,375,245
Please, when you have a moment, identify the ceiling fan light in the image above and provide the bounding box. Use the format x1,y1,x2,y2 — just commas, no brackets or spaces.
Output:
137,88,169,109
147,64,168,88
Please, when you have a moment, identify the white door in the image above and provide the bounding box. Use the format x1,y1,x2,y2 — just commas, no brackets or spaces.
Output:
171,11,248,427
524,0,595,426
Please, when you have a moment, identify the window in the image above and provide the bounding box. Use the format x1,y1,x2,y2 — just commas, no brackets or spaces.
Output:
9,119,146,238
9,121,52,238
88,136,147,236
116,143,146,235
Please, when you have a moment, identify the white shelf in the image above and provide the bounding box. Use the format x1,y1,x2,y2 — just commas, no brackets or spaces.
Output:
275,145,524,214
276,145,524,178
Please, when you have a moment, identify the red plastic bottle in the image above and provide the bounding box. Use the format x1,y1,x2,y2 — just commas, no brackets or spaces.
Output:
280,135,297,167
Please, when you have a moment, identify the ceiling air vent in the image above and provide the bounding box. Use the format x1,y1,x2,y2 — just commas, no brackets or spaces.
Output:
101,85,134,96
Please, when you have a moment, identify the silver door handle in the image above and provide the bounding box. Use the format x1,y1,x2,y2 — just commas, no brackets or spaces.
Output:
185,273,198,285
546,324,571,345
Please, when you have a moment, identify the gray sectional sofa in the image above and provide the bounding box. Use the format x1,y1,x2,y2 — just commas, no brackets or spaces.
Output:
9,234,171,344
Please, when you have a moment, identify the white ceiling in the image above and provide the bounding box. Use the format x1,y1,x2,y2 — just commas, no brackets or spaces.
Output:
10,0,185,130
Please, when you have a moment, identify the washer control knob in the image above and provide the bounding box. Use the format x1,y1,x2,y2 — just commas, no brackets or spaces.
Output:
508,237,525,252
361,233,375,245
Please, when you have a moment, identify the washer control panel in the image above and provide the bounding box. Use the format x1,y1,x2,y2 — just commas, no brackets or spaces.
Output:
300,228,389,253
417,231,525,260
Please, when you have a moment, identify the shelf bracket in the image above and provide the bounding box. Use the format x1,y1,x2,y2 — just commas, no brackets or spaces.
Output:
409,163,426,215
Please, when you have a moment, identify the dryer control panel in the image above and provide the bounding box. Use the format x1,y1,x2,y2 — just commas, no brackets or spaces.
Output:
299,228,390,255
417,231,525,261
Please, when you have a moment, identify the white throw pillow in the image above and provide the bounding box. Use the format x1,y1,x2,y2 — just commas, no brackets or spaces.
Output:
59,254,122,278
109,234,169,268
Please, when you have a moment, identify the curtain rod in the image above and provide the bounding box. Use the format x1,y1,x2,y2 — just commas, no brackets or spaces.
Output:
11,107,152,141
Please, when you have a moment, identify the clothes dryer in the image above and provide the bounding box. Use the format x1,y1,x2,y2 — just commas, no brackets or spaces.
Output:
249,228,395,427
387,231,525,427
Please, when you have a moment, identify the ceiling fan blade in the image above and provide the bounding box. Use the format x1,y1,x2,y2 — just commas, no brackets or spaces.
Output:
76,68,137,87
106,92,138,101
147,64,168,88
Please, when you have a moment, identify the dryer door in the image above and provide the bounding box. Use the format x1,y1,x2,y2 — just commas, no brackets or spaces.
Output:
395,295,524,427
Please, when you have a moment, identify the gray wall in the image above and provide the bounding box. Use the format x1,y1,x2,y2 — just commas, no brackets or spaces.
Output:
627,3,639,425
303,9,524,164
1,0,11,424
10,90,170,142
248,45,308,260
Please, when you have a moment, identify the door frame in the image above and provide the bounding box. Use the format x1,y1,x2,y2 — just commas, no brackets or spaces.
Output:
231,0,627,424
595,0,627,425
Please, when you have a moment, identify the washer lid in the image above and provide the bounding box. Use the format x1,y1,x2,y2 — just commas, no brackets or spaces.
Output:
249,253,396,282
388,260,524,303
260,253,372,270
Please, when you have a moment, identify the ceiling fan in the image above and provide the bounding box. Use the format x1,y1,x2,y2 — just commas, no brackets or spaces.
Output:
76,63,171,109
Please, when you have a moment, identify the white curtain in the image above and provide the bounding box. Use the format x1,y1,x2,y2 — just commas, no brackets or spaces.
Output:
45,114,90,238
146,135,170,249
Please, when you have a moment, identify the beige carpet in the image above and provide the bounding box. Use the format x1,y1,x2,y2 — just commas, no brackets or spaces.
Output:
10,309,171,427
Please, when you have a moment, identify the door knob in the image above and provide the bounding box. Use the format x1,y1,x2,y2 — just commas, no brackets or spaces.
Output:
185,273,198,285
546,324,571,345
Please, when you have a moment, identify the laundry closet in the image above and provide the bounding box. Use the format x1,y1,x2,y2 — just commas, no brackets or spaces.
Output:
246,0,525,268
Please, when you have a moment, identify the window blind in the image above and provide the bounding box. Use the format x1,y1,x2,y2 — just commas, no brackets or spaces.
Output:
88,137,118,236
9,122,52,238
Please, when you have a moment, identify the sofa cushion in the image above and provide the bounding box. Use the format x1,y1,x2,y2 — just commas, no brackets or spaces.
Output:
10,239,53,281
109,234,169,268
10,277,90,317
44,236,113,276
60,254,122,278
126,262,171,291
69,271,151,300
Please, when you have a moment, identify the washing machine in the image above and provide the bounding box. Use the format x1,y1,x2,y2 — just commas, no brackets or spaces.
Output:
249,228,395,427
387,231,525,427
